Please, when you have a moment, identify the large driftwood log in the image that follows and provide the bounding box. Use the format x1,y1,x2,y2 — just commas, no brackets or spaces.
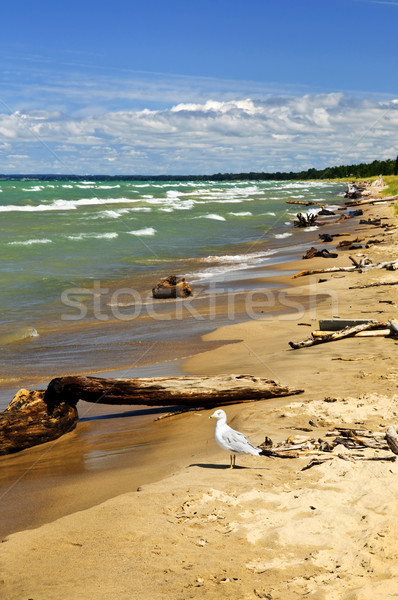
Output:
45,374,304,408
0,389,78,455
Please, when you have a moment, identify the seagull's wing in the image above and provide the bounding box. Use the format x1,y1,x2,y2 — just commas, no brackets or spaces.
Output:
219,425,260,455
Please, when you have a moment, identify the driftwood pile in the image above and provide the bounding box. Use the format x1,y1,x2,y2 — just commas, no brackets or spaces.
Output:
292,256,398,279
0,375,303,455
289,318,398,350
258,424,398,470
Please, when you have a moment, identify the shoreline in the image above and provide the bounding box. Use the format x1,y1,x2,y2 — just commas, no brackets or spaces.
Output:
0,178,344,396
2,188,398,598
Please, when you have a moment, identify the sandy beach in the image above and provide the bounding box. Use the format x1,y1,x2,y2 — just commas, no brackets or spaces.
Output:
1,191,398,599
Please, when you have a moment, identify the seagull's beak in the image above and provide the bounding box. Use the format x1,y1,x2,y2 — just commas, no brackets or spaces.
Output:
209,415,214,419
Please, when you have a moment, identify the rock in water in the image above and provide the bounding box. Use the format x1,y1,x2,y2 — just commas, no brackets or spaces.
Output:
152,275,192,299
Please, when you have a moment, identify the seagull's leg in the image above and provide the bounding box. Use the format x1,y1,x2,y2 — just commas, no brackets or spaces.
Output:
229,454,234,469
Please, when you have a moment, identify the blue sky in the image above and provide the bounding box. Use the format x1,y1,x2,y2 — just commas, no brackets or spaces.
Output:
0,0,397,174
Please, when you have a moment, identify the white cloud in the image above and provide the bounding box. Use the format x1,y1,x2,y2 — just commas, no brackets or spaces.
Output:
1,93,398,173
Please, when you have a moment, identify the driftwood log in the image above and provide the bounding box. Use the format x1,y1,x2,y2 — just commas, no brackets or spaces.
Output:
0,375,303,456
302,247,338,259
294,212,318,227
0,389,78,455
292,265,357,279
318,318,379,331
45,374,304,408
286,200,323,206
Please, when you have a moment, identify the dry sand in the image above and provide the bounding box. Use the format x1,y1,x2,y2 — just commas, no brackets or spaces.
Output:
1,198,398,599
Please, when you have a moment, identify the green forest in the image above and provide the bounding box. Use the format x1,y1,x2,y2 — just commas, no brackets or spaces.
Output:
1,156,397,182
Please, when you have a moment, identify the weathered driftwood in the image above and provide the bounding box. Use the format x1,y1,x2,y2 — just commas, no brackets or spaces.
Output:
294,212,318,227
318,318,379,331
262,425,397,470
286,200,323,206
389,319,398,337
45,374,304,408
385,427,398,455
292,266,357,279
0,389,78,455
312,329,390,338
361,259,398,272
152,275,192,299
337,238,362,249
318,207,335,216
349,281,398,290
292,256,398,279
345,194,398,207
289,322,379,350
302,247,338,259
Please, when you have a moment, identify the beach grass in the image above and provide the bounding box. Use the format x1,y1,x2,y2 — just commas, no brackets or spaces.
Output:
382,174,398,197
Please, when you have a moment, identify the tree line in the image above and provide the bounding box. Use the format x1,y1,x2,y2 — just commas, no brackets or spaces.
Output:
1,156,397,182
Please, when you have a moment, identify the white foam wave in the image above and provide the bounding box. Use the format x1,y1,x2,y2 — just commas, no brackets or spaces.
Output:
228,212,253,216
274,232,293,239
202,250,277,264
8,238,52,246
97,185,121,189
199,214,226,221
66,232,118,241
22,186,44,192
127,227,157,236
102,210,125,219
0,197,141,212
185,249,278,281
93,232,118,239
265,212,276,216
145,198,196,210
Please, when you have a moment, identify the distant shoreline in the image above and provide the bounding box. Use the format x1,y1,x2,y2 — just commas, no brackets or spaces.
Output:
0,156,397,182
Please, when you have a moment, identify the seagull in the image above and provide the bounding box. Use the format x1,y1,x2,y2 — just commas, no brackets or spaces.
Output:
210,408,263,468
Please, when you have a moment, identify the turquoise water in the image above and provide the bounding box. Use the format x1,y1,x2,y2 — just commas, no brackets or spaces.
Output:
0,178,343,390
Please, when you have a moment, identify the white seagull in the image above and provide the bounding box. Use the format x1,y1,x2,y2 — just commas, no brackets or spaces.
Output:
210,409,263,468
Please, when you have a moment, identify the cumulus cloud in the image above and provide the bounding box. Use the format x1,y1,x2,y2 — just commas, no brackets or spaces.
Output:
1,93,397,173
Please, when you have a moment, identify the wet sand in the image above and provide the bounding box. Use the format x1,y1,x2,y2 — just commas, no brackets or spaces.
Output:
2,193,398,598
